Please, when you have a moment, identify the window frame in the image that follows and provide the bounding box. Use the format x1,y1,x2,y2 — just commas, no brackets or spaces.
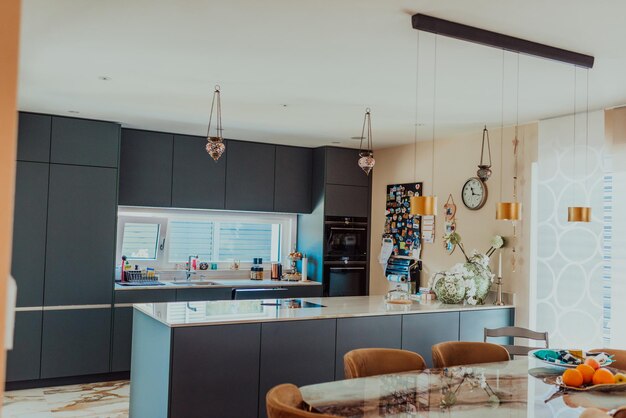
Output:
116,215,169,267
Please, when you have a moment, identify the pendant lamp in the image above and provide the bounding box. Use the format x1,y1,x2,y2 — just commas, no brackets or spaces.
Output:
496,52,522,221
357,108,375,175
410,33,437,216
206,85,226,161
567,69,591,222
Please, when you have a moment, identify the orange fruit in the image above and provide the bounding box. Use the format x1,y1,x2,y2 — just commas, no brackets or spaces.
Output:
592,368,615,385
585,357,601,370
576,364,595,385
562,369,584,387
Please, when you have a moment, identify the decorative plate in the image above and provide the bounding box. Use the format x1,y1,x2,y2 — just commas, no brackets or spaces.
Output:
530,349,614,369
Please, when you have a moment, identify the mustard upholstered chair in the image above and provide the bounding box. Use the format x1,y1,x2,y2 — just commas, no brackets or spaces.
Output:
266,383,337,418
590,348,626,371
343,348,427,379
431,341,510,368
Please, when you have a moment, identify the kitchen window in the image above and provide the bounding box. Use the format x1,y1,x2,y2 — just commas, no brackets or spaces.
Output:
117,207,295,267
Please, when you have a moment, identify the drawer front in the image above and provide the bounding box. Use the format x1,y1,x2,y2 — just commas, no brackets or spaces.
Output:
114,289,177,304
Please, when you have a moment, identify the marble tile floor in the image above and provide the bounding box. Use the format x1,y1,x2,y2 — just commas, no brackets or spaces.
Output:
2,380,129,418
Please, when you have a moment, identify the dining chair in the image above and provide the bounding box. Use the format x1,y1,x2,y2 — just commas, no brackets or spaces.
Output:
343,348,427,379
266,383,337,418
590,348,626,371
484,326,549,357
431,341,510,368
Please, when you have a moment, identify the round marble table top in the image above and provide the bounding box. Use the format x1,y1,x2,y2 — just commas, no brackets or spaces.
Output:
300,358,626,417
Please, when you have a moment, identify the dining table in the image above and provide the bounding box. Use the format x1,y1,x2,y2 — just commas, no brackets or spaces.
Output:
300,358,626,417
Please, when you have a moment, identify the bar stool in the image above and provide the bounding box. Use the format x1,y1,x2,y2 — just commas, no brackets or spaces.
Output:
344,348,426,379
266,383,337,418
432,341,510,368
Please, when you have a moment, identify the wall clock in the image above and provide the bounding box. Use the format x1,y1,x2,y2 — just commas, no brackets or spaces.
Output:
461,177,488,210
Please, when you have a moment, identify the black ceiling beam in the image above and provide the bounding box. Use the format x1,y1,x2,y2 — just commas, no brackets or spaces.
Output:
412,13,594,69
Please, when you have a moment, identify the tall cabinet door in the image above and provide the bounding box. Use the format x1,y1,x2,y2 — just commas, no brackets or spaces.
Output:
274,145,312,213
5,311,43,382
172,135,227,209
12,162,48,307
119,129,173,207
17,113,51,163
44,165,117,306
225,141,275,212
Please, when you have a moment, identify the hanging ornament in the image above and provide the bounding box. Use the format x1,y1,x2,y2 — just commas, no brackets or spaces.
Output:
357,108,375,175
205,85,225,161
477,125,492,181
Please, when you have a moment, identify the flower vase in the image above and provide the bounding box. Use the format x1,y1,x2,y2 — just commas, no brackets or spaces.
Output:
431,272,466,304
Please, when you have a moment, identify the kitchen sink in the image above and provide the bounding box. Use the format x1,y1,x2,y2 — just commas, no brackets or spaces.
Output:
170,281,221,286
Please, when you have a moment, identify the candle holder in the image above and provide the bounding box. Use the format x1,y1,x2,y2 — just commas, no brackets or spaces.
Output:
494,276,505,306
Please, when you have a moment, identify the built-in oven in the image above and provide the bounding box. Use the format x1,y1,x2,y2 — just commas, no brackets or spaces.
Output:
323,261,367,297
324,217,368,262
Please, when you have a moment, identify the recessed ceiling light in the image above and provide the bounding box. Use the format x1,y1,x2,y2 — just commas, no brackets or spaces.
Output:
282,104,288,108
68,110,80,114
98,76,111,81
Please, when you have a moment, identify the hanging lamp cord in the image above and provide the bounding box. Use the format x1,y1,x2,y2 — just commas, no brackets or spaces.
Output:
414,31,420,183
499,48,505,202
480,126,492,167
513,53,520,202
207,85,222,138
585,68,589,198
431,35,437,195
359,108,372,155
572,68,577,206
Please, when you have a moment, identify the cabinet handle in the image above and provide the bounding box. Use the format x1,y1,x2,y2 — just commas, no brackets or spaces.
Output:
329,227,367,231
329,267,366,271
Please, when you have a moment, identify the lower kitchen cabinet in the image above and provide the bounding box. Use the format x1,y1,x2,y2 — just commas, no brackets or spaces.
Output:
176,287,233,301
401,312,460,368
285,285,323,298
170,323,261,418
40,308,112,379
459,308,514,343
335,315,402,379
6,311,43,382
258,319,336,418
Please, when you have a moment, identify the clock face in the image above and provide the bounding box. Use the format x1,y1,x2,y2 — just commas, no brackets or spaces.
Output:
462,177,488,210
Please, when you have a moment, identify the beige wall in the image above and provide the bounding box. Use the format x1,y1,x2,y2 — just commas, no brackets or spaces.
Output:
370,124,537,327
0,0,21,396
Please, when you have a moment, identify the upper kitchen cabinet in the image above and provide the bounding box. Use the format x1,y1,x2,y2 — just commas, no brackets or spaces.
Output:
274,145,312,213
17,113,51,162
225,140,275,212
172,135,227,209
119,129,173,207
325,147,370,187
12,162,49,307
50,117,120,167
44,164,117,306
324,184,369,218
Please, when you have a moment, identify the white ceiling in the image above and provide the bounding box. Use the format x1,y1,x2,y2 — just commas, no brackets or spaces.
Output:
17,0,626,148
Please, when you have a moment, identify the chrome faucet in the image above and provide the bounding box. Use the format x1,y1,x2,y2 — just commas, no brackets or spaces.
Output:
186,255,199,281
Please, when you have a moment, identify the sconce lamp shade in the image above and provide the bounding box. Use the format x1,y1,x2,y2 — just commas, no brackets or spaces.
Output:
410,195,437,216
496,202,522,221
568,206,591,222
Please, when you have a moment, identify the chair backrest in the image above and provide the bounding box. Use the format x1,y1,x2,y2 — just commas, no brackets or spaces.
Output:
432,341,510,368
484,326,549,356
344,348,426,379
590,348,626,371
266,384,337,418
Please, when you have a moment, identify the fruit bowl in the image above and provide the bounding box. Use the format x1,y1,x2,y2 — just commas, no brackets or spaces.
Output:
555,376,626,393
530,349,614,369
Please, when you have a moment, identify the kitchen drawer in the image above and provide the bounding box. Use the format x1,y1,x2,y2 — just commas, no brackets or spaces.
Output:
176,287,233,301
114,289,176,304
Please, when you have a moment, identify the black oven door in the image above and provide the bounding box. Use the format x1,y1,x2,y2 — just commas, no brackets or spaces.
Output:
324,263,367,297
324,218,368,261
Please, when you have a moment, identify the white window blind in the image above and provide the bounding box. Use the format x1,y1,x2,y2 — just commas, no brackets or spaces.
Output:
168,220,214,262
218,222,276,262
121,223,160,260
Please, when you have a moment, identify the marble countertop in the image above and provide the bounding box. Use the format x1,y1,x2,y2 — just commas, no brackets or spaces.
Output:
115,278,322,291
300,358,626,417
134,295,514,328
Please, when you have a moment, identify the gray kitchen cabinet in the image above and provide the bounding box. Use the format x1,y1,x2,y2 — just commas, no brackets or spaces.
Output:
119,129,173,207
225,140,276,212
459,308,515,343
325,147,370,187
172,135,227,209
44,164,117,306
335,315,402,379
273,145,312,213
170,323,261,418
40,308,112,379
258,319,336,418
176,287,234,301
402,312,460,367
5,311,43,382
324,184,369,217
12,162,48,307
284,285,323,298
112,289,176,373
50,117,120,167
17,113,51,162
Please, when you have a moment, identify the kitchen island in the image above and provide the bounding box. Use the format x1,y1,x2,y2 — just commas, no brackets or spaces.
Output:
129,296,514,418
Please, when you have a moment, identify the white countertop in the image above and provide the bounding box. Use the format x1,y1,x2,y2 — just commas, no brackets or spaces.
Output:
115,278,322,291
134,295,514,328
